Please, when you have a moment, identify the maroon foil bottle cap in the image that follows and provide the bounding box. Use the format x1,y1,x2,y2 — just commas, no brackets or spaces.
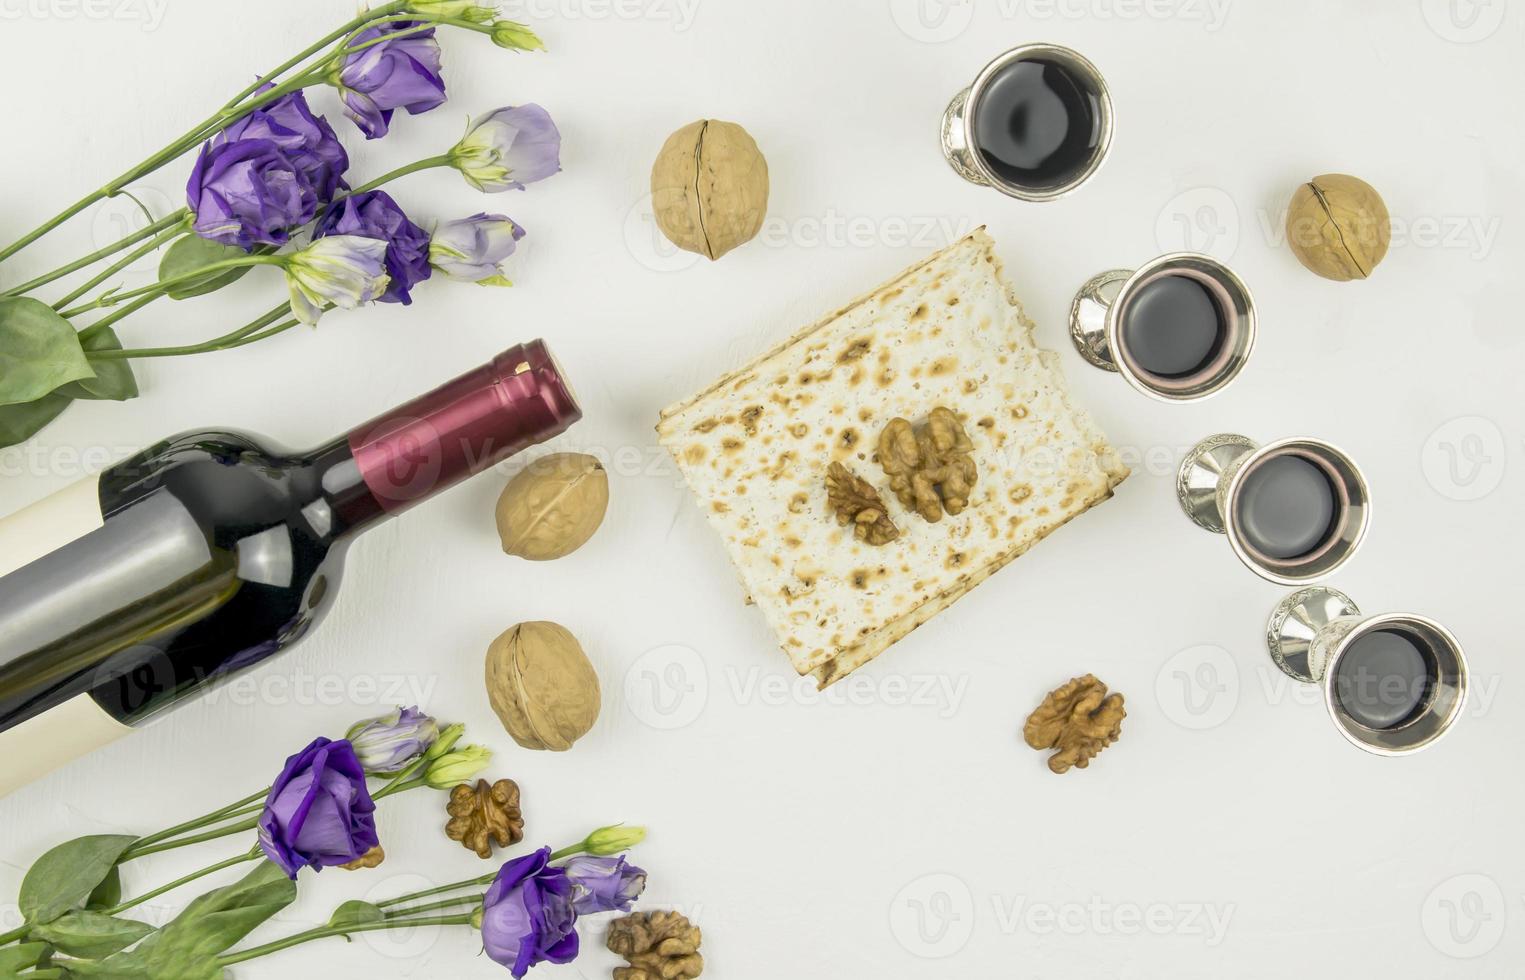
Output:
348,340,581,511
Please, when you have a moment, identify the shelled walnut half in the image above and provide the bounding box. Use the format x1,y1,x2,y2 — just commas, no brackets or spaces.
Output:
445,778,525,858
877,406,977,522
607,911,704,980
826,462,899,546
1023,674,1126,774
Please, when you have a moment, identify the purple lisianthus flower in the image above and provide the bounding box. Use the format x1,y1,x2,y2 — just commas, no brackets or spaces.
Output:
429,213,524,285
563,855,647,915
219,88,349,200
257,737,378,879
314,190,431,304
448,105,561,192
345,705,439,775
481,847,580,978
186,138,317,249
332,21,446,139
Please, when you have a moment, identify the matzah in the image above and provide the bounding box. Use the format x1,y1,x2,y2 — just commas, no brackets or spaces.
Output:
657,230,1129,686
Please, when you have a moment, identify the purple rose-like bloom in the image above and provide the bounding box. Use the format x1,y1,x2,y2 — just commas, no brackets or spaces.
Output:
481,847,580,978
563,855,647,915
219,87,349,200
186,138,317,249
314,190,432,304
257,737,378,879
333,21,446,139
448,105,561,192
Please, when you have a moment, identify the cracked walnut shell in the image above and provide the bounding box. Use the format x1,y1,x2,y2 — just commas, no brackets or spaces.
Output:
445,778,525,858
1286,174,1390,281
1023,674,1126,774
496,453,609,561
877,407,977,522
486,621,602,751
651,119,769,261
607,911,704,980
826,462,899,546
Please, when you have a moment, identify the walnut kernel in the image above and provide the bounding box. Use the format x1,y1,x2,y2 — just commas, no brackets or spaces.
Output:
608,910,704,980
445,778,525,858
825,462,899,546
1023,674,1126,774
876,407,978,522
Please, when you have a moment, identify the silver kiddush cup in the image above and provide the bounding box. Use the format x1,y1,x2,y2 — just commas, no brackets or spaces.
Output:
941,43,1114,202
1069,253,1256,401
1268,587,1469,756
1178,434,1370,584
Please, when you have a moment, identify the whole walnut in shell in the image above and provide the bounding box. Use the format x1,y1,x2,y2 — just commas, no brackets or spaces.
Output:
496,453,609,561
651,119,769,261
1286,174,1391,281
486,621,601,751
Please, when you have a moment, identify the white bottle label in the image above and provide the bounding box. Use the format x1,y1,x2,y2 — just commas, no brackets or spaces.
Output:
0,475,107,576
0,694,132,798
0,474,132,798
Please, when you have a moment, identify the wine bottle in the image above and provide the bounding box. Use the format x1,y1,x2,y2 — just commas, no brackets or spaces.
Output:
0,341,580,797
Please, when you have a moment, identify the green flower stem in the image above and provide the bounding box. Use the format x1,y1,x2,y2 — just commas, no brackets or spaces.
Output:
374,872,497,910
53,226,188,311
217,913,475,966
59,255,283,317
89,303,293,360
105,847,262,916
76,293,162,338
223,2,409,109
381,893,486,919
125,789,271,852
0,926,25,945
1,211,188,298
549,842,592,861
371,774,430,800
345,155,453,197
119,815,260,863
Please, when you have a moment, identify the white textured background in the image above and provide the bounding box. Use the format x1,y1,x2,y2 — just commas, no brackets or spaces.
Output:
1,1,1523,977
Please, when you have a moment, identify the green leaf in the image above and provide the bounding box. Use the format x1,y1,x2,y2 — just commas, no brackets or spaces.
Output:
0,296,95,406
134,859,294,972
157,236,253,300
0,942,50,974
0,391,72,448
56,327,137,402
19,835,137,927
84,867,122,912
30,911,153,959
328,899,384,936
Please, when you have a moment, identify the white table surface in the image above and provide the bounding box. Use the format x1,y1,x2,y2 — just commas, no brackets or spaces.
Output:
2,1,1522,977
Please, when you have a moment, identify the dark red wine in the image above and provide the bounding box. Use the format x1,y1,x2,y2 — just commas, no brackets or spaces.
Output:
1334,629,1436,730
972,58,1103,192
0,342,579,795
1118,274,1227,380
1233,454,1341,561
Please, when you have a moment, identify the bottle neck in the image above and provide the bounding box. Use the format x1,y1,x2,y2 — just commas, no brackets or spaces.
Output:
326,341,581,539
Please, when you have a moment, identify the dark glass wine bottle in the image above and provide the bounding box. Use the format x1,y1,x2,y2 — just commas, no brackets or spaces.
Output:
0,341,580,796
